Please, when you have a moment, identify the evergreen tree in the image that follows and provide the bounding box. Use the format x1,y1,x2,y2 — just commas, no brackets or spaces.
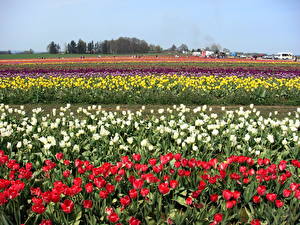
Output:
47,41,60,54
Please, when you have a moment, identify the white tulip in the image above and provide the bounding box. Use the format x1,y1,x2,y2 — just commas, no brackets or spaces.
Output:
92,133,100,141
244,134,251,142
192,145,198,151
212,129,219,136
267,134,274,143
141,139,148,147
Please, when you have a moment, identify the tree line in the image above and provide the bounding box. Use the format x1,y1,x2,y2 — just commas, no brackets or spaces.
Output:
47,38,232,55
48,37,163,54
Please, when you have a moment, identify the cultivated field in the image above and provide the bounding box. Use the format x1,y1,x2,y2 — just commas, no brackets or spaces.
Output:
0,56,300,225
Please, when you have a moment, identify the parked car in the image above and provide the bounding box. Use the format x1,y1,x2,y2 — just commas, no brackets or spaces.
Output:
275,52,294,60
262,55,274,59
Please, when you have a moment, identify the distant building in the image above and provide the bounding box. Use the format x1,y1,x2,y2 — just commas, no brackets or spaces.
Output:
192,52,201,56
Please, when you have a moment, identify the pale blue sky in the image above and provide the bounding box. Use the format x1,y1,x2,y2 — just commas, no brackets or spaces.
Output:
0,0,299,54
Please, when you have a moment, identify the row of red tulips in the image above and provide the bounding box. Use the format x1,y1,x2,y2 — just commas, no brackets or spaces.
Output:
0,149,300,224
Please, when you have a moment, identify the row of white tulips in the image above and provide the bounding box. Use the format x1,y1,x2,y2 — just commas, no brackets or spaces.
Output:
0,103,299,165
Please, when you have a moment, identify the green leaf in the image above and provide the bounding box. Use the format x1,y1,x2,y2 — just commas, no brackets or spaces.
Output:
180,190,187,197
173,196,187,207
145,216,157,225
73,211,82,225
1,214,11,225
243,182,256,203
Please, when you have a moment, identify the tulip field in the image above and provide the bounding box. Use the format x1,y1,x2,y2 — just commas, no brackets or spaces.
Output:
0,56,300,105
0,57,300,225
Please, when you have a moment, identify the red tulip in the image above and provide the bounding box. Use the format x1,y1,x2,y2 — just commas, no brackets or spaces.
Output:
129,189,138,199
128,216,141,225
94,177,106,188
30,187,42,196
63,160,70,165
167,218,174,224
264,176,271,182
83,200,93,209
198,180,206,190
39,220,52,225
263,158,270,165
105,183,115,194
266,193,277,202
73,177,82,186
163,175,170,181
239,166,247,173
105,207,114,215
278,163,286,171
85,183,93,193
290,183,299,191
61,199,74,213
120,195,131,207
208,177,217,184
222,189,232,200
185,170,191,176
169,180,178,189
174,153,182,161
148,158,157,166
121,156,129,163
230,173,241,180
243,178,250,184
210,194,219,202
74,159,83,167
253,195,261,203
77,167,85,174
118,169,125,175
32,198,43,205
178,169,186,177
174,161,181,168
110,166,119,175
208,158,218,167
55,153,64,160
107,212,120,223
99,190,109,199
190,190,201,198
50,192,60,203
232,191,241,199
248,168,255,176
257,185,266,196
275,199,284,208
140,188,150,197
185,197,193,205
250,219,261,225
63,170,71,178
225,200,236,209
283,189,292,197
158,183,170,195
295,190,300,200
132,154,141,161
32,204,46,214
214,213,223,222
133,179,144,189
114,175,122,182
257,158,264,166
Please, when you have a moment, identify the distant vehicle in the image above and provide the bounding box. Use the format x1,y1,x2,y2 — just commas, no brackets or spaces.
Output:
262,55,274,59
204,51,214,57
275,52,294,60
239,55,247,58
